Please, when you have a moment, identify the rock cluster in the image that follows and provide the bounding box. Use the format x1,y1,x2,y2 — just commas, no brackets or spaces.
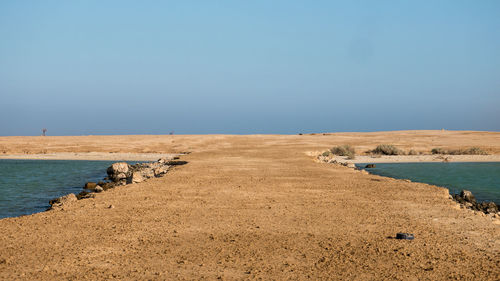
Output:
317,154,356,168
452,190,499,214
49,157,186,210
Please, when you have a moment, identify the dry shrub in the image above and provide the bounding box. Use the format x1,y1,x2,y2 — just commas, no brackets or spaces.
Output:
369,144,404,155
408,149,418,155
330,145,355,159
431,147,487,155
431,148,446,154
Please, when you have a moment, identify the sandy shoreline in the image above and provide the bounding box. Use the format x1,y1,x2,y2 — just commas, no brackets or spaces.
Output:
348,154,500,163
2,152,500,163
0,131,499,280
0,152,181,161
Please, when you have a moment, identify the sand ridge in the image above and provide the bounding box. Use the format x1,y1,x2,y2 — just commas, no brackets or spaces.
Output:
0,131,499,280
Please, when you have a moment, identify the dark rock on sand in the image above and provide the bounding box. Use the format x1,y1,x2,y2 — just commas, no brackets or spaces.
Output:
396,233,414,240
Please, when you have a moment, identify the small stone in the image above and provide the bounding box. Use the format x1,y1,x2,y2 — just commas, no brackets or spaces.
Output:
131,172,144,183
158,157,171,164
84,182,97,190
95,185,103,193
142,169,155,179
76,191,95,200
49,193,77,206
108,205,114,209
460,190,476,203
154,166,170,177
115,173,127,181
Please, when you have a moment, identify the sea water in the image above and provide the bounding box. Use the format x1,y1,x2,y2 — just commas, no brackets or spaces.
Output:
0,159,139,219
357,162,500,205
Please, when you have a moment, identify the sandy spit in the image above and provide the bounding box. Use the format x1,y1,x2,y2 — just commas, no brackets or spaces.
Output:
0,131,499,280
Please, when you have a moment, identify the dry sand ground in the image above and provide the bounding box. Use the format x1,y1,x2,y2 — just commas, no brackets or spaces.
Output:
0,130,499,280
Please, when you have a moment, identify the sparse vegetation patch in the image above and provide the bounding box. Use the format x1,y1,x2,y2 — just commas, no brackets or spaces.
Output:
330,145,356,159
431,147,487,155
369,144,404,155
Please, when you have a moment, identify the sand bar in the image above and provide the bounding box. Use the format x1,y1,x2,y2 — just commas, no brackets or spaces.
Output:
0,152,180,161
348,154,500,163
0,131,499,280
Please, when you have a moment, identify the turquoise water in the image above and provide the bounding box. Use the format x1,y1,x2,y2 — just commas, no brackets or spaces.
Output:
0,159,137,219
2,160,498,220
357,162,500,204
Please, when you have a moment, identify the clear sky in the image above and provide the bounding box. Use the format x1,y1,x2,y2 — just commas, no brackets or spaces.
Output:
1,1,499,135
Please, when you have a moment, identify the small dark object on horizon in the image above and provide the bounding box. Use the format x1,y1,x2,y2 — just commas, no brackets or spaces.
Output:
42,128,47,136
396,233,414,240
365,164,376,168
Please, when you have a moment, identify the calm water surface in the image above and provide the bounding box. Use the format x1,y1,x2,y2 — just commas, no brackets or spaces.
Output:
0,159,138,219
2,160,498,219
357,162,500,205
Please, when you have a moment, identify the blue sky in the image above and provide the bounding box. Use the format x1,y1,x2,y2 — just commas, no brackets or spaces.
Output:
1,1,499,135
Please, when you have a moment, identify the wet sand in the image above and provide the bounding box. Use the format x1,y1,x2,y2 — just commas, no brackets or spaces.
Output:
0,131,499,280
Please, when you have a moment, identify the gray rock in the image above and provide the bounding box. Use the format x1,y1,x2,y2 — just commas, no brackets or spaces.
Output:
76,191,95,200
142,169,155,179
131,172,144,183
115,172,127,181
84,182,97,190
107,162,131,182
482,202,498,214
49,193,77,208
95,185,103,193
107,162,129,174
460,190,476,203
154,166,170,177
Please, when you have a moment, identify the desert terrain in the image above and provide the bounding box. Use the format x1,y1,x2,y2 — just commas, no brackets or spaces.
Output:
0,130,499,280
